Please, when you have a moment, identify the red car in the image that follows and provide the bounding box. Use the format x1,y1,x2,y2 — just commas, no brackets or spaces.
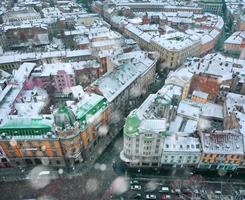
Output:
161,193,166,200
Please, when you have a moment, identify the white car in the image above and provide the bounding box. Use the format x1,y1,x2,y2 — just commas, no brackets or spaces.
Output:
146,194,156,199
194,189,200,194
159,186,169,193
131,185,141,190
214,190,222,195
130,180,139,184
175,188,181,194
38,171,50,177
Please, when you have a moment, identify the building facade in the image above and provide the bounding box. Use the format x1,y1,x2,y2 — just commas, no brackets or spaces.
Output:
0,93,109,169
199,130,244,171
198,0,223,16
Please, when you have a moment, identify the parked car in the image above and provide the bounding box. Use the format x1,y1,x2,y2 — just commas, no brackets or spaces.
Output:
182,188,192,196
131,185,141,190
146,194,157,199
194,189,200,194
161,193,171,200
133,193,141,199
175,188,181,194
130,180,139,185
161,193,166,200
37,171,50,178
159,187,169,193
214,190,222,195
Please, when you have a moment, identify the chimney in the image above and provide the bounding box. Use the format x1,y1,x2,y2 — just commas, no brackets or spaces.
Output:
240,38,245,59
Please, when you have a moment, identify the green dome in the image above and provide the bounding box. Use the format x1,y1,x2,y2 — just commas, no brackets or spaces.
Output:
54,105,76,129
124,113,140,137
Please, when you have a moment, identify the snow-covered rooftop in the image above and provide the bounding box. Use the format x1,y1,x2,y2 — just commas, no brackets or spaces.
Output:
201,130,244,155
164,134,201,152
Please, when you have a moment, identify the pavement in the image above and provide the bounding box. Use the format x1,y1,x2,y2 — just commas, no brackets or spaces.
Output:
109,175,245,200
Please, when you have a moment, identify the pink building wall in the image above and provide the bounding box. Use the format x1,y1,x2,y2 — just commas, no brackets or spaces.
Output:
54,70,75,92
23,79,34,90
31,77,46,88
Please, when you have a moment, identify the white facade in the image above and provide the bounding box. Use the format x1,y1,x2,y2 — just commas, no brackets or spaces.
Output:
123,132,164,167
161,135,201,166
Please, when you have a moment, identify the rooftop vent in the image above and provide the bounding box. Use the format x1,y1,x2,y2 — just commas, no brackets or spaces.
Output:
47,132,52,137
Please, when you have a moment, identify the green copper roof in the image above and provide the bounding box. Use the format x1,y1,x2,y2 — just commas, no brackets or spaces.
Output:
0,118,52,136
124,113,140,137
58,105,70,114
54,104,76,128
75,93,107,122
1,118,51,129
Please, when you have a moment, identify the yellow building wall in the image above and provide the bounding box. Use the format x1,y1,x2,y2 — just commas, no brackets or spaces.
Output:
191,96,208,103
80,131,88,148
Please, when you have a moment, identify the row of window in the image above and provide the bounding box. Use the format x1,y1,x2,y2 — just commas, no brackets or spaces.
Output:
162,159,198,164
165,143,199,149
164,155,199,160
